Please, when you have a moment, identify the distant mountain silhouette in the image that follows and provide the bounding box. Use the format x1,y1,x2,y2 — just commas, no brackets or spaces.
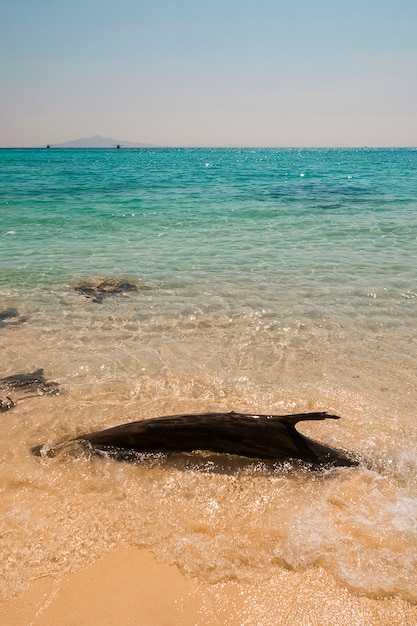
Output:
51,135,155,148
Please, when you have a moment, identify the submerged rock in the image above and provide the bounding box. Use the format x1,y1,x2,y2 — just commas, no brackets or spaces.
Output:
74,277,141,303
0,308,29,328
0,396,15,412
0,369,60,411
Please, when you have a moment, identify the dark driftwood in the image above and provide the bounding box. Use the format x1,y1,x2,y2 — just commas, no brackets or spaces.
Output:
31,411,359,467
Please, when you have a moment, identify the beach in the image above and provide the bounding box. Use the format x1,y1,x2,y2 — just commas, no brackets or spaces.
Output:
1,148,417,623
2,546,417,626
1,548,203,626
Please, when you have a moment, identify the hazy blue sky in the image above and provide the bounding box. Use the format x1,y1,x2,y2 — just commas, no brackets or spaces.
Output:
1,0,416,146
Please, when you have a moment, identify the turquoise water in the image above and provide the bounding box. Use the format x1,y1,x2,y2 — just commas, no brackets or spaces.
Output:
1,148,417,610
2,147,416,288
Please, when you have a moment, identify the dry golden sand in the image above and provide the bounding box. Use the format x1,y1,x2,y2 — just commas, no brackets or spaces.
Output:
1,546,417,626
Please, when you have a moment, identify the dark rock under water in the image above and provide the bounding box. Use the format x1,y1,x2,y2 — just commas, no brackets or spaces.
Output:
0,369,60,412
0,308,29,328
74,277,140,303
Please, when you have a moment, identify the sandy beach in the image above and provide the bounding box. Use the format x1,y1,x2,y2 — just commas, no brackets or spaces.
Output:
2,546,417,626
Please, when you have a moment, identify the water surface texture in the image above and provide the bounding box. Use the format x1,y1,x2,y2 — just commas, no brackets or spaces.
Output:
0,148,416,606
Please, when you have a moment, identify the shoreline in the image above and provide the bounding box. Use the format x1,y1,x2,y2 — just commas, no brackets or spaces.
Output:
2,546,417,626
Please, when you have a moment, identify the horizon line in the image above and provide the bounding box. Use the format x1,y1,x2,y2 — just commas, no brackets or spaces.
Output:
1,145,416,150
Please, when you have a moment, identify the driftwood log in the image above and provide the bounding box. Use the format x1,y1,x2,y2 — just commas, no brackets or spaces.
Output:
31,411,359,467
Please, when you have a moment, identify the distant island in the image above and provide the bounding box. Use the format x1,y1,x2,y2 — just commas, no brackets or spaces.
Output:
47,135,155,148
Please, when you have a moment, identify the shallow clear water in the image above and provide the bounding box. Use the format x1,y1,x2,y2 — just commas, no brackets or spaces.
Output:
0,148,416,604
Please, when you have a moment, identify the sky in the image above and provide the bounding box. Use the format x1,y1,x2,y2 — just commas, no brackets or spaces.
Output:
1,0,416,147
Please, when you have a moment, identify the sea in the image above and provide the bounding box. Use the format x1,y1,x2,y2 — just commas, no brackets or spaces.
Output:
1,148,416,618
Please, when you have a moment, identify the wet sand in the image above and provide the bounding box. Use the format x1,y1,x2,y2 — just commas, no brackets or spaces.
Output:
2,546,417,626
1,547,202,626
